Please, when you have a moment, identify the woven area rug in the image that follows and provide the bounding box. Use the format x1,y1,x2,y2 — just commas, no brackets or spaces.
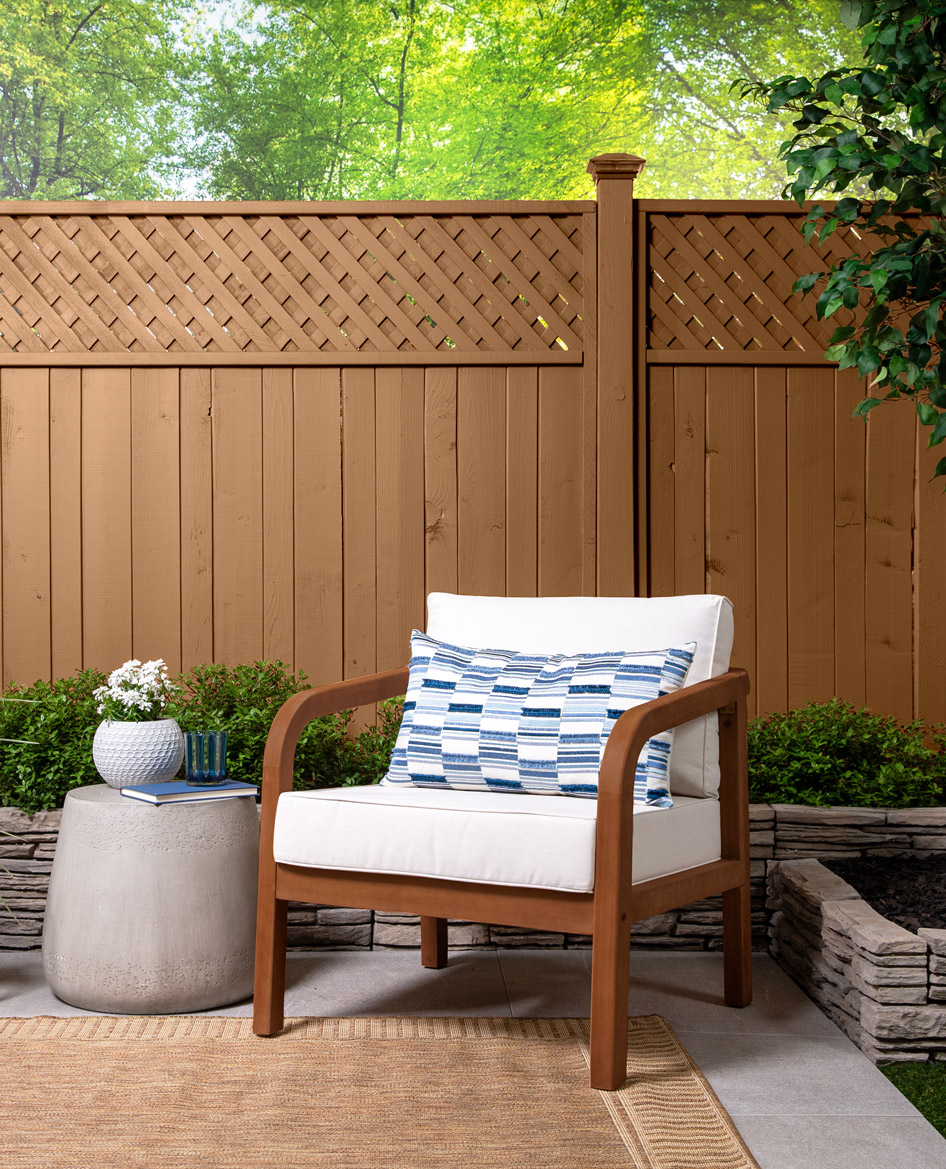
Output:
1,1015,759,1169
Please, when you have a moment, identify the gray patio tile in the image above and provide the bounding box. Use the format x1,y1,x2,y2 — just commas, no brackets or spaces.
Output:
278,950,512,1018
0,949,109,1017
0,948,513,1019
502,950,840,1036
677,1030,921,1117
622,952,840,1036
732,1115,946,1169
498,949,590,1017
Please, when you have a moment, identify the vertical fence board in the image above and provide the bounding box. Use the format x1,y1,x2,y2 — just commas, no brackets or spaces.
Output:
212,367,263,666
291,369,343,687
293,368,342,686
673,366,706,597
915,423,946,724
424,367,458,601
865,401,915,721
787,367,835,707
262,368,294,665
647,366,674,596
342,367,377,723
705,366,756,703
457,366,506,595
754,367,788,716
82,368,132,673
179,367,214,671
505,366,538,597
1,368,50,686
376,367,425,671
581,210,598,595
131,367,181,673
833,369,867,707
538,365,583,596
49,368,82,679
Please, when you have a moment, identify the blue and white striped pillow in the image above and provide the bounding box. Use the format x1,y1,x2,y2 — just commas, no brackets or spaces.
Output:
383,631,696,806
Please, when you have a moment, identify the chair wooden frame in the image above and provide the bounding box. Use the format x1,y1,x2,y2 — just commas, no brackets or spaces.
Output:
253,665,752,1090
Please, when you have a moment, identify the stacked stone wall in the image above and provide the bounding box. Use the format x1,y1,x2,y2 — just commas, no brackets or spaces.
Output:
770,858,946,1062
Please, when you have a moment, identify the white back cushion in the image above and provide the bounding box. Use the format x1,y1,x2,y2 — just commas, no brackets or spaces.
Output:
426,593,734,799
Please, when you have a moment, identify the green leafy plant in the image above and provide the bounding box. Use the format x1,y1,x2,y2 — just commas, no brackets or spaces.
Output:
174,661,403,791
736,0,946,479
0,661,403,814
748,698,946,807
0,671,106,814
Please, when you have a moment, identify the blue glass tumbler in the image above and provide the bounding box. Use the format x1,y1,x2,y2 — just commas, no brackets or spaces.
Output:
184,731,228,786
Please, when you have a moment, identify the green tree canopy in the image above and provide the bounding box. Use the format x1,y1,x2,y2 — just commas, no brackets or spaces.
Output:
0,0,189,199
637,0,862,196
183,0,861,200
0,0,875,201
184,0,643,201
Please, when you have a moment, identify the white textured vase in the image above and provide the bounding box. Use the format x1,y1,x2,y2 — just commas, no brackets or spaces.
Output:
92,718,185,788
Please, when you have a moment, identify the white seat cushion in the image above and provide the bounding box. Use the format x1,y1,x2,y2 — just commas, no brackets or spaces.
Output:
426,593,734,799
272,785,721,895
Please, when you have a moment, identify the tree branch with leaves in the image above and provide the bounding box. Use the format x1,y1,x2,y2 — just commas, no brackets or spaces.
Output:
737,0,946,480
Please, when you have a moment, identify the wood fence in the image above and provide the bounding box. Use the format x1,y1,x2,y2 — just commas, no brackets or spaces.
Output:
0,159,942,724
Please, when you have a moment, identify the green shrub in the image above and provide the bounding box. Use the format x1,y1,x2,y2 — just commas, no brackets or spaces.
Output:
173,661,403,792
0,661,403,814
748,699,946,808
0,670,106,813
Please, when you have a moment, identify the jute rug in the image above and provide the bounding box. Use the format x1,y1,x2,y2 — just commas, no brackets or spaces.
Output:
0,1015,759,1169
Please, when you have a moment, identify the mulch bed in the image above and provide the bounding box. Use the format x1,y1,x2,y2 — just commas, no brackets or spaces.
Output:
825,854,946,933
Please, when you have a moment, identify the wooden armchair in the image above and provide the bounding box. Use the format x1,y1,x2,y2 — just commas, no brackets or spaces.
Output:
253,595,752,1091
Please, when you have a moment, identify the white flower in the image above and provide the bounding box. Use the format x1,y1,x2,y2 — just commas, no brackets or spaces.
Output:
94,658,177,721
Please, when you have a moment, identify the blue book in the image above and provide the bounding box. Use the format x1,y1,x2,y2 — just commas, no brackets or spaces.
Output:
119,780,258,805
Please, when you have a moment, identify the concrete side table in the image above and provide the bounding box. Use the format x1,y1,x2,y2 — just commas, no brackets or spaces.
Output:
42,784,259,1013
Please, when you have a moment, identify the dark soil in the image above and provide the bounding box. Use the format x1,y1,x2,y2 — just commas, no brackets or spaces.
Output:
824,854,946,934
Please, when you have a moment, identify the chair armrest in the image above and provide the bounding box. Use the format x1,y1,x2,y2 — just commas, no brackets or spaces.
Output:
260,666,409,814
597,667,750,800
594,668,750,898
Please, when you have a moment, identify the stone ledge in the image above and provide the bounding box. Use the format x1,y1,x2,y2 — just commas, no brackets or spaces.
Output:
920,930,946,959
888,808,946,826
772,805,887,826
0,808,62,833
822,899,927,957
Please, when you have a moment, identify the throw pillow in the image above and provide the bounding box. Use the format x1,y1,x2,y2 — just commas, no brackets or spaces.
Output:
382,631,696,806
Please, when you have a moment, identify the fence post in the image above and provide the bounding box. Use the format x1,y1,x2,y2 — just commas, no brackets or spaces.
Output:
586,153,645,596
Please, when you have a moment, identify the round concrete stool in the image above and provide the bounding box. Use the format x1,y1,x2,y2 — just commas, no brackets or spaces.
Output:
42,785,259,1013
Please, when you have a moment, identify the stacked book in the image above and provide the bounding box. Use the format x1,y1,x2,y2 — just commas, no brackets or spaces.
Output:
119,780,258,805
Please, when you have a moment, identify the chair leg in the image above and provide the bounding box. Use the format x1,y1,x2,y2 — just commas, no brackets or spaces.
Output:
420,916,448,968
722,884,752,1007
589,915,632,1090
253,891,288,1036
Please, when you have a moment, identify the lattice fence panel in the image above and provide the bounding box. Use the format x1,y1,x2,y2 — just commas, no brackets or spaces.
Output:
0,210,586,356
646,210,872,353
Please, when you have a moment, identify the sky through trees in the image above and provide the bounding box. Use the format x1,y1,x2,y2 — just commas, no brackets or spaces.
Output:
0,0,861,201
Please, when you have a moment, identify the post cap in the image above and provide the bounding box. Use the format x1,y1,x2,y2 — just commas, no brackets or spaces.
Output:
586,154,646,184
